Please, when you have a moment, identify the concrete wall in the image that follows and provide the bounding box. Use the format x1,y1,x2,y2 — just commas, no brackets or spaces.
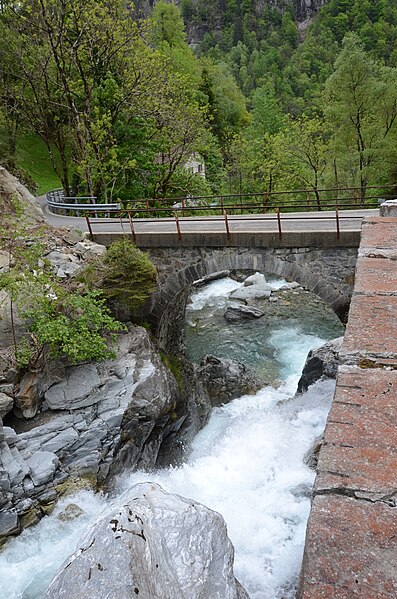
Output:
298,217,397,598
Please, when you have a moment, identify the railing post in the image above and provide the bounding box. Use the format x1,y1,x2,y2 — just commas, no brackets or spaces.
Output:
128,212,136,244
277,207,282,240
182,198,185,217
336,207,340,241
354,191,357,207
85,213,93,240
262,192,267,213
146,199,149,215
174,212,182,241
220,196,224,215
223,209,230,241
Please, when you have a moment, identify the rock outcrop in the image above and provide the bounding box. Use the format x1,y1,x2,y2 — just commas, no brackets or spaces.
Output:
197,354,262,406
44,482,249,599
296,337,343,394
0,166,44,223
0,326,210,545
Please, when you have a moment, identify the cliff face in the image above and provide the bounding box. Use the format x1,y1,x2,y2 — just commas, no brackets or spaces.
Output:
133,0,330,42
294,0,328,22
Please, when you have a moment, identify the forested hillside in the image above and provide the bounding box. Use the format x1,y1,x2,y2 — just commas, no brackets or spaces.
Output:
1,0,397,202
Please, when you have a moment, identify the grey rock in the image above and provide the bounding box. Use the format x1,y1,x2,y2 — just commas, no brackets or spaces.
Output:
61,229,85,245
3,427,17,446
304,434,324,470
44,482,248,599
73,240,106,259
230,284,272,301
243,272,267,286
41,428,79,453
297,337,344,394
0,443,30,485
45,250,74,266
57,503,85,522
0,510,20,539
224,304,265,323
0,383,14,395
197,355,262,406
193,270,230,287
27,451,59,486
45,364,101,410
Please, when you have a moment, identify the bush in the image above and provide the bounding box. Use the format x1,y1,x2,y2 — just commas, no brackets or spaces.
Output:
80,239,157,311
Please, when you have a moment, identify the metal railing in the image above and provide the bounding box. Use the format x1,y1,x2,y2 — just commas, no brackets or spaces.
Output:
84,205,373,243
97,183,394,217
46,189,120,216
46,183,394,219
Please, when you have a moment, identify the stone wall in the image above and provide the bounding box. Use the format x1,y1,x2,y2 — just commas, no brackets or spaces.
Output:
297,217,397,597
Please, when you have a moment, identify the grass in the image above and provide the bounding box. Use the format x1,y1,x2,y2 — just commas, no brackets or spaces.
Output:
16,132,61,195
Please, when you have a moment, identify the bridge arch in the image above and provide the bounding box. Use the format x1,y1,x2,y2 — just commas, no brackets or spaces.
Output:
145,247,357,354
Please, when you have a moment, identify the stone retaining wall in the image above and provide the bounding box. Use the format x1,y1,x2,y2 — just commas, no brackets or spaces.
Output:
298,217,397,598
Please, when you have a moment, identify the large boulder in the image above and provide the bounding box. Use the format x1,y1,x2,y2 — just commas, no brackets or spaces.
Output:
230,284,272,301
197,354,262,406
224,304,265,323
0,166,44,223
44,482,249,599
296,337,344,394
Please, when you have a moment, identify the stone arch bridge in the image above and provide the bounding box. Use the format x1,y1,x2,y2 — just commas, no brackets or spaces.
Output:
142,246,357,353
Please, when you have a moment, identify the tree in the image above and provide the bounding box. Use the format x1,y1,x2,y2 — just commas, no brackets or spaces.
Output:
275,116,330,208
325,34,397,197
0,0,207,200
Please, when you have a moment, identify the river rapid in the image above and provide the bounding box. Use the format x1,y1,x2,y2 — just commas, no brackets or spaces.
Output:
0,274,343,599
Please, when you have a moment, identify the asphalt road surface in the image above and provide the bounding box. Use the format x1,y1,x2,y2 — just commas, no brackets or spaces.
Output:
38,197,378,235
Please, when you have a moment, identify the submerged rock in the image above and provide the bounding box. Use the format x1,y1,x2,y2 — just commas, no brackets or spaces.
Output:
44,482,249,599
197,354,262,406
296,337,343,394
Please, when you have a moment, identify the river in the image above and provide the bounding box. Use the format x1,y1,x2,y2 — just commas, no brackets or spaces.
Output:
0,274,343,599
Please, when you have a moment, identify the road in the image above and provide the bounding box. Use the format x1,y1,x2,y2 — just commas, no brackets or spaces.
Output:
37,197,378,235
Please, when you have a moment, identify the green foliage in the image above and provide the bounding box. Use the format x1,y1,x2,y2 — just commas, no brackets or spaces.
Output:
24,290,124,365
0,204,125,368
0,0,209,200
79,239,157,312
325,34,397,192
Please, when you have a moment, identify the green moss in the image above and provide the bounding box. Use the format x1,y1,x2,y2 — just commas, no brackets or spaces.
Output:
159,352,185,392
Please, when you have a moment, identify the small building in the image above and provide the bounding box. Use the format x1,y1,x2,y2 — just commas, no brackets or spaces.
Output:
184,153,206,178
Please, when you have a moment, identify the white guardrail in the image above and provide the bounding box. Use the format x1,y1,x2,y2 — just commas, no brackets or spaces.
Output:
46,189,120,216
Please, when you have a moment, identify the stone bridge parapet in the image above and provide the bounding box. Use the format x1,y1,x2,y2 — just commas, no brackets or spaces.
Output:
298,217,397,598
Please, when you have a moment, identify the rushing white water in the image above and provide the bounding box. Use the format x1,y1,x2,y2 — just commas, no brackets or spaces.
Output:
0,275,341,599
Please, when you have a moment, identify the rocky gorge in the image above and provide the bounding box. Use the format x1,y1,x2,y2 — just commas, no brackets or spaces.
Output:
0,169,347,598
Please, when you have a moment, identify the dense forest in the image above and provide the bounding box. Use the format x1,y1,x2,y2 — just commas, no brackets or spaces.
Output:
1,0,397,202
